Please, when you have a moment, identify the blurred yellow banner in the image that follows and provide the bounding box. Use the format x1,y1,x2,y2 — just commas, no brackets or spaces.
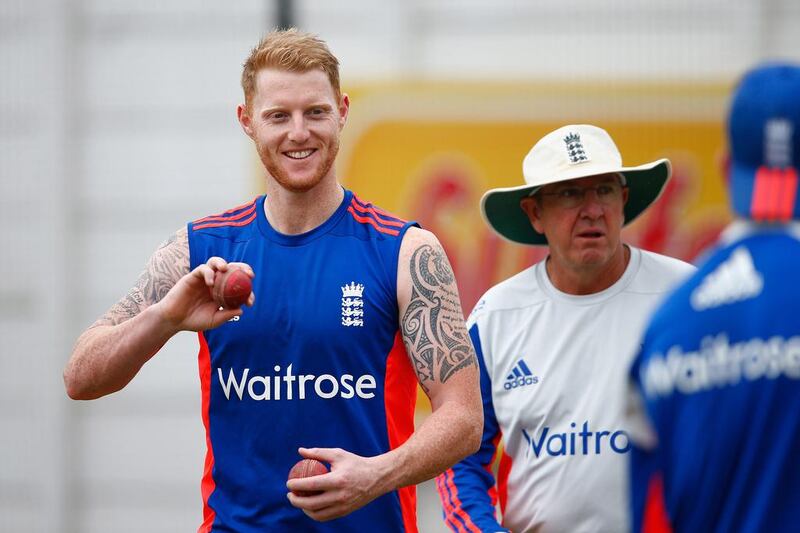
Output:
335,81,733,412
340,82,732,313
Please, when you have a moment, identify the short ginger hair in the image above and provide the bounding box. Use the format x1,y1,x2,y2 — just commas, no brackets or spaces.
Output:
241,28,341,109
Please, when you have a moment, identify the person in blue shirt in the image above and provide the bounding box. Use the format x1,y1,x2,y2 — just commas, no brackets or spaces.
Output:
63,28,482,532
628,63,800,533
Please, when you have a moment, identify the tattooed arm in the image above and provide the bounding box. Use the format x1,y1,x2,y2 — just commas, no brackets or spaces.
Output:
399,233,476,395
286,227,482,522
63,227,253,400
388,227,483,481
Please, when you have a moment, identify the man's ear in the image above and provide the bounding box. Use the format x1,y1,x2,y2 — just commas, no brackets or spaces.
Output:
520,196,544,234
338,93,350,129
237,104,254,139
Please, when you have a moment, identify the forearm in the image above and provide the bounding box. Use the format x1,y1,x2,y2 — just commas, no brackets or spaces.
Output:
64,303,178,400
377,397,482,492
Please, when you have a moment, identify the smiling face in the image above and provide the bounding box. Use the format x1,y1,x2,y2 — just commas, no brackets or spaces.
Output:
520,173,629,287
237,68,349,193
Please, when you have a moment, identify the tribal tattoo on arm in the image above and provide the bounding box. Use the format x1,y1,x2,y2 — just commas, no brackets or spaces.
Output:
401,243,476,394
91,227,190,328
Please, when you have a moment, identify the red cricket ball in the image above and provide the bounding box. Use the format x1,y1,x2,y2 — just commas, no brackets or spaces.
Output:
287,459,329,497
212,267,252,309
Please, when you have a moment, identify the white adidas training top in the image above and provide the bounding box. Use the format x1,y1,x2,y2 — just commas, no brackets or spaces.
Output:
452,247,694,533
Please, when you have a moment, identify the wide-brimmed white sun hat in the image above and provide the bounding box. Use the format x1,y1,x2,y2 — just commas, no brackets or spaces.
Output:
481,124,672,245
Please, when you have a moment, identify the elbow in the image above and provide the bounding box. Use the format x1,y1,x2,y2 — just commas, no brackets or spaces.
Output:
466,415,483,455
465,394,485,456
455,407,483,458
457,395,484,457
63,366,94,400
64,382,97,401
63,370,83,400
64,334,104,400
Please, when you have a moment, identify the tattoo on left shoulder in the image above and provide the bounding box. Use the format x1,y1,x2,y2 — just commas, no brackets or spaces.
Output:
401,243,476,393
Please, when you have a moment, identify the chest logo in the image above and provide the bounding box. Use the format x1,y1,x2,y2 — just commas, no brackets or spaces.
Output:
341,282,365,327
504,359,539,390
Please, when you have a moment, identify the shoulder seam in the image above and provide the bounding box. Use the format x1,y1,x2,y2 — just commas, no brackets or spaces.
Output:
346,195,416,238
473,298,550,318
351,193,408,224
192,198,259,230
192,198,259,226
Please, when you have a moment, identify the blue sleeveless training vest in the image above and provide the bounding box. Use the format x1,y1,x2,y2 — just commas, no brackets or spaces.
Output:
188,189,419,532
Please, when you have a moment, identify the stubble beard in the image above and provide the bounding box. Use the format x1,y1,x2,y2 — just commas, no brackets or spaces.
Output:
258,137,340,194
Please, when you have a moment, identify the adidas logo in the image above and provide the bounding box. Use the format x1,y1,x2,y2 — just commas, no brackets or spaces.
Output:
504,359,540,390
690,246,764,311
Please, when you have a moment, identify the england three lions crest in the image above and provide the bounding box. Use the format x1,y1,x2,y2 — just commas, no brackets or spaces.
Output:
341,282,364,327
563,132,589,164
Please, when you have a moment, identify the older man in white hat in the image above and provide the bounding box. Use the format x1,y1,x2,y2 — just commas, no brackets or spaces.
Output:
435,125,694,533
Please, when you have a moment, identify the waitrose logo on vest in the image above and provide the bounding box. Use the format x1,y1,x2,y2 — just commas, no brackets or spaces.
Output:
217,365,377,401
521,422,631,458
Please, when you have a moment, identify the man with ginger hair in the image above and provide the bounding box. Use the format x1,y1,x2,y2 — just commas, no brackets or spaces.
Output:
63,29,482,532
